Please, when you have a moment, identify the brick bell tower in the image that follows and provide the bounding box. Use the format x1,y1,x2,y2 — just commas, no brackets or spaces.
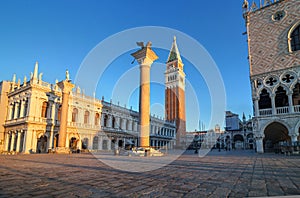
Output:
165,36,186,148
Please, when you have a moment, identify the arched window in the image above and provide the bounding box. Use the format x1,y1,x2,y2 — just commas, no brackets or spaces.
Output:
259,89,271,109
95,113,100,125
112,116,115,128
93,136,98,150
41,101,48,118
84,111,90,124
290,24,300,52
57,105,62,121
126,120,130,130
72,108,78,122
292,83,300,105
23,99,28,117
275,86,288,107
82,138,89,149
104,114,108,127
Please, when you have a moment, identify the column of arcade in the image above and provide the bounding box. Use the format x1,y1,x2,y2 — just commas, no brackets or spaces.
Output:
5,130,25,153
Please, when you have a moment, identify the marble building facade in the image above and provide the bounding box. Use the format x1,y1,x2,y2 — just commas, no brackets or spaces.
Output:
0,62,176,154
243,0,300,153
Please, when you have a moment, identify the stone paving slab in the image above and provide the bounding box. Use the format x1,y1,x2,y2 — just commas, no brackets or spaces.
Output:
0,150,299,197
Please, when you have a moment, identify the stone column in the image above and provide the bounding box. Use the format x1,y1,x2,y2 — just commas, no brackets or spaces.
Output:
47,101,54,119
25,98,30,117
32,130,37,153
14,102,19,119
253,98,259,116
5,132,10,151
7,104,13,120
133,121,137,132
128,120,132,131
56,80,75,153
107,139,111,151
288,93,294,113
290,134,298,143
107,115,112,128
19,100,24,118
98,136,103,150
121,119,126,130
271,94,276,115
10,132,16,151
255,135,264,154
101,113,105,127
48,101,56,150
115,117,120,129
16,130,22,152
131,42,158,148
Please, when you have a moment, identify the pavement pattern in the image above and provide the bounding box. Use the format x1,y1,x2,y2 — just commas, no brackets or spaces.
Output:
0,150,299,197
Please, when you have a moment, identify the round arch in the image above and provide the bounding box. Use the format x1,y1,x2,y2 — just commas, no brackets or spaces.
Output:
263,121,290,152
36,135,48,153
233,134,244,149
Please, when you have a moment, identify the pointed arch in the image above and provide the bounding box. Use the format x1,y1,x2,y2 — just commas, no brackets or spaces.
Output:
288,21,300,52
274,85,289,108
272,83,289,95
258,88,272,109
257,86,272,97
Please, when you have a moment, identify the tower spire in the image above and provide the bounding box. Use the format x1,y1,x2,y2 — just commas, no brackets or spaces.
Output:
167,36,182,63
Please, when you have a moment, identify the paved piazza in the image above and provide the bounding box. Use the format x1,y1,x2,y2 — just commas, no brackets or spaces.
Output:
0,150,299,197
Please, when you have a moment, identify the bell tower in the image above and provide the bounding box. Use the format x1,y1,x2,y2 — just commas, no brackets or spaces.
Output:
165,36,186,148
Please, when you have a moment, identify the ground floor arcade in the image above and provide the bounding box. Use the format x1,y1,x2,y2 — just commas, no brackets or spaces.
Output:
3,128,175,154
254,118,300,153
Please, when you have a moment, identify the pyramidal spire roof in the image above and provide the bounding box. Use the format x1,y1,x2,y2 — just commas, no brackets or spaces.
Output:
167,36,182,63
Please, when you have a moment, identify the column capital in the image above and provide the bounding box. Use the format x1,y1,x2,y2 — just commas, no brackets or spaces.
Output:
131,42,158,65
57,80,75,94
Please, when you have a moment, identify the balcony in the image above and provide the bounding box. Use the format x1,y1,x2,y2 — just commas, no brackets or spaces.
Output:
5,116,48,126
258,105,300,116
259,108,272,116
68,122,101,130
294,105,300,113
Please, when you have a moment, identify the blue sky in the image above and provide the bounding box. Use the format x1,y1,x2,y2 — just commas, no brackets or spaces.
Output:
0,0,252,131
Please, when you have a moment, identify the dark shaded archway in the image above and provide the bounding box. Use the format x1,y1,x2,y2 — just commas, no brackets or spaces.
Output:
264,122,290,152
233,134,244,149
37,135,47,153
259,89,272,109
70,137,78,150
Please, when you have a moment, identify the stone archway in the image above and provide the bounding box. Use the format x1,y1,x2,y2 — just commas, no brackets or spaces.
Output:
233,134,244,149
37,135,47,153
69,137,78,151
263,122,290,152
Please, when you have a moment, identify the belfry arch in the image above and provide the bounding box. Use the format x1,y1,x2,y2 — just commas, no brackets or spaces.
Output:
263,122,290,152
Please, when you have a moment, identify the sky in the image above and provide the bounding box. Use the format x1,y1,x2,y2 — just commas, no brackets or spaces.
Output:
0,0,252,131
